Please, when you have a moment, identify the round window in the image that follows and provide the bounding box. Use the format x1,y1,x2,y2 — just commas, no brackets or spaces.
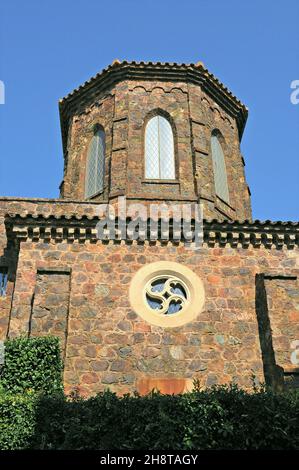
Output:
145,275,189,314
129,261,205,327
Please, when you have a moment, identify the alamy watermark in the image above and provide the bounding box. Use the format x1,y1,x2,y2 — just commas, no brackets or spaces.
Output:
94,196,204,250
290,80,299,104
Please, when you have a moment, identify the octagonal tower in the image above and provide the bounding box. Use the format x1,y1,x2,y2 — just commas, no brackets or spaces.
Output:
59,60,251,221
1,60,298,397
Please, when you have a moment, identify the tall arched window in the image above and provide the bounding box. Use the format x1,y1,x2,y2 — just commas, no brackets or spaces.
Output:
145,115,175,179
85,127,105,198
211,133,229,203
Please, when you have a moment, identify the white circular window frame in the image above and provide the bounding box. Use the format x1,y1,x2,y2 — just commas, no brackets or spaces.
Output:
129,261,205,328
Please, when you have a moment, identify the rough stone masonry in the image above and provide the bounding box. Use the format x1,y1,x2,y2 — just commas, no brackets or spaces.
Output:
0,60,298,396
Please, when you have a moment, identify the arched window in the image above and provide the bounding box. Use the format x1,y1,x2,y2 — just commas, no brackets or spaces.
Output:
211,133,229,203
145,115,175,180
85,127,105,198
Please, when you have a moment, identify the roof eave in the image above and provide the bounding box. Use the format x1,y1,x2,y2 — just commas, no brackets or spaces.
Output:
59,62,248,156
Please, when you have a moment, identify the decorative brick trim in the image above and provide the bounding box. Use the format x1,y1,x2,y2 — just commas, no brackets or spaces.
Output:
4,214,299,248
59,61,248,156
0,196,108,204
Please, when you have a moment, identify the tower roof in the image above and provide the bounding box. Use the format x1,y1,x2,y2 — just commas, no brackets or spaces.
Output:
59,60,248,155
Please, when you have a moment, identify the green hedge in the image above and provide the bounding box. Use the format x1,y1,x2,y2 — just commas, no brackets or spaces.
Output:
0,391,37,450
0,336,63,394
1,386,299,450
0,337,298,450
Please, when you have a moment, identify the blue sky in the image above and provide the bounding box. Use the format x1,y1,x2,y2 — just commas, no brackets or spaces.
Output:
0,0,298,220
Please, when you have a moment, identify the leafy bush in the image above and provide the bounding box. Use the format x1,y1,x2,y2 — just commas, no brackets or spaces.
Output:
0,390,36,450
0,336,63,394
1,385,297,450
0,337,298,450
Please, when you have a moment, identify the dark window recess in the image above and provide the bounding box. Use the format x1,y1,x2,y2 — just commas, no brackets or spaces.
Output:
0,267,8,296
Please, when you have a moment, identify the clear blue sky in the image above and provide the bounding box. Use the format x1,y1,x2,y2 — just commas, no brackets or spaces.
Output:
0,0,298,221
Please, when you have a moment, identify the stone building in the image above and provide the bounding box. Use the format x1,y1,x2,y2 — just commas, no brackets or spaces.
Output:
0,60,298,395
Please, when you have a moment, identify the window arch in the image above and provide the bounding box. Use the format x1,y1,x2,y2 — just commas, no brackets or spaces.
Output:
211,132,229,203
85,127,105,198
145,115,175,180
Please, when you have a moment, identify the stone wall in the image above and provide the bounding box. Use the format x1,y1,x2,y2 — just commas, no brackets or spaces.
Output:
0,200,298,396
265,276,299,389
0,63,297,397
62,79,251,221
0,198,101,338
30,267,71,354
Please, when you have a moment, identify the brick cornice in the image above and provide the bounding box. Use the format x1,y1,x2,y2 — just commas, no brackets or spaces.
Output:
0,196,107,204
4,214,299,248
59,61,248,155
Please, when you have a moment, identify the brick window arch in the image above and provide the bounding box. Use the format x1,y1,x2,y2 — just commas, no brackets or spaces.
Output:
211,131,229,203
144,115,175,180
85,126,105,198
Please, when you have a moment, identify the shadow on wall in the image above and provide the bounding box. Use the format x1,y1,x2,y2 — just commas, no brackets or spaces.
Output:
0,229,19,338
255,273,299,392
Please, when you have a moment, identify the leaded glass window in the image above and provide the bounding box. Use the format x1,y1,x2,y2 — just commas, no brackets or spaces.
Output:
211,134,229,203
145,115,175,180
85,128,105,198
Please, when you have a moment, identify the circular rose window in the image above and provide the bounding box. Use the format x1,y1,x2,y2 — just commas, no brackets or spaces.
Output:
129,261,205,327
145,276,189,314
